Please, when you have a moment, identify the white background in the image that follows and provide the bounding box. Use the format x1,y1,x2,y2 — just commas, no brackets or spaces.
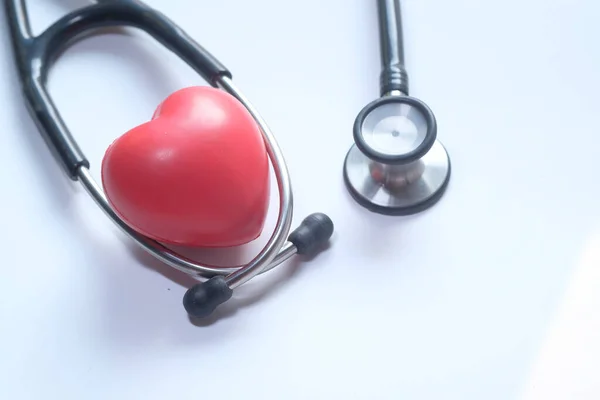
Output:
1,0,600,399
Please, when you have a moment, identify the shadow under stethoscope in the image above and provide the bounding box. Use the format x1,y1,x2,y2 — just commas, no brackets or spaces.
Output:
122,196,332,327
123,233,317,327
132,245,305,327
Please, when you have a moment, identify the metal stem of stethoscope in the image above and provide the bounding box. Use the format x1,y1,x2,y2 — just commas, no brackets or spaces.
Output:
4,0,334,319
343,0,451,215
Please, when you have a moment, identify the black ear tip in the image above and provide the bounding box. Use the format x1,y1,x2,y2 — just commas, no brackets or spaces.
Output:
183,276,233,318
288,213,334,256
307,212,334,239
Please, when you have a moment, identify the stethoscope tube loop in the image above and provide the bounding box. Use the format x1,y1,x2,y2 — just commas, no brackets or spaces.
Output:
5,0,231,180
5,0,334,318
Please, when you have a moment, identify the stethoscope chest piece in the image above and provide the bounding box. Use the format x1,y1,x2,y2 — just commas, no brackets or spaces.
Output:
344,94,451,215
344,0,451,216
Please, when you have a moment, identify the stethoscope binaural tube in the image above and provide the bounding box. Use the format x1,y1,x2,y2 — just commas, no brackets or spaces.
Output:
4,0,333,319
343,0,451,216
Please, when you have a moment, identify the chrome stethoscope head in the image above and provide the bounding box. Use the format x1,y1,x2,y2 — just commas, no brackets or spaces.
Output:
344,0,451,215
344,91,451,215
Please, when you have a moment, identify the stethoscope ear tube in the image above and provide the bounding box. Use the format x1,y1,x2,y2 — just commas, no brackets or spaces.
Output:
5,0,334,319
377,0,409,96
4,0,231,180
5,0,89,180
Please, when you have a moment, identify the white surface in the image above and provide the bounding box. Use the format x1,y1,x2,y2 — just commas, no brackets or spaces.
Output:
1,0,600,399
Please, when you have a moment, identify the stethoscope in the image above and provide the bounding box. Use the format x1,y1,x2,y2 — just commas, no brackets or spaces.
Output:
5,0,450,320
4,0,334,319
344,0,451,215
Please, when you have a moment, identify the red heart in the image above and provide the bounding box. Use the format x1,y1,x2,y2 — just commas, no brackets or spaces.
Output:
101,86,270,248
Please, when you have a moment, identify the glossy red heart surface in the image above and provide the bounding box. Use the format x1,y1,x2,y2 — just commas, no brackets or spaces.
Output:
101,86,270,248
